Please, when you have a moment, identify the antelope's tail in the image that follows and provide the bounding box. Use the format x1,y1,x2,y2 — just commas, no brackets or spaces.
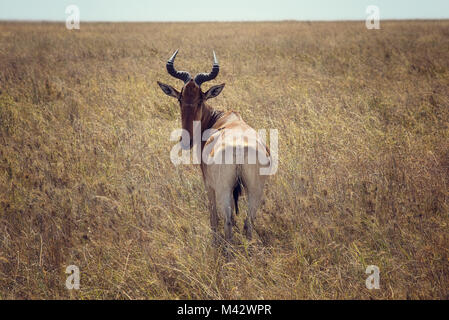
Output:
233,177,243,215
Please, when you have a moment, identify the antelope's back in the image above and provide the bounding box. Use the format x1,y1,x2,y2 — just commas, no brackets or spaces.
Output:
203,111,271,168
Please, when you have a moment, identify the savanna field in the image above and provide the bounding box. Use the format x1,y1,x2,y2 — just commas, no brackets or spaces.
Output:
0,21,448,299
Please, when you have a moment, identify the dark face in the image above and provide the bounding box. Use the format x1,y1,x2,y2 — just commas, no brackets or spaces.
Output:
157,80,226,150
179,80,204,149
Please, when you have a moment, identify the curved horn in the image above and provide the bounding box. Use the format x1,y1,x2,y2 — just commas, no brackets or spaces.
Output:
194,51,219,87
166,49,191,83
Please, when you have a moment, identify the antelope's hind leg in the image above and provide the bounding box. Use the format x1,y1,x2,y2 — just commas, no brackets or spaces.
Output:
206,186,219,246
216,192,233,244
242,166,267,241
215,191,235,259
244,193,262,241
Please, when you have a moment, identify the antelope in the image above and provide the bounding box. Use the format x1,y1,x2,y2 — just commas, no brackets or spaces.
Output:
157,50,272,249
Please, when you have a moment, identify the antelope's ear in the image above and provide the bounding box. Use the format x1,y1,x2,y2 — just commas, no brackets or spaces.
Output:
204,83,225,100
157,81,180,99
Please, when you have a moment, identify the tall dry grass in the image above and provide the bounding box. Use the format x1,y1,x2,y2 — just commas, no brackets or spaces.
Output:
0,21,448,299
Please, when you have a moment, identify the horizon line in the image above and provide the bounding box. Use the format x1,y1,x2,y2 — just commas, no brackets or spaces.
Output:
1,18,449,23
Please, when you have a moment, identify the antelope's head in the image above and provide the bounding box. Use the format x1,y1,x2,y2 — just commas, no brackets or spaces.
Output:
157,50,225,149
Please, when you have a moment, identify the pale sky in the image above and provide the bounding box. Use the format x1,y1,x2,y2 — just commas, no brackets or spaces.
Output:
0,0,448,21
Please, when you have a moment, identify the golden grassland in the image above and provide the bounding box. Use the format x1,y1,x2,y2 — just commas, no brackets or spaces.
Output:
0,21,448,299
